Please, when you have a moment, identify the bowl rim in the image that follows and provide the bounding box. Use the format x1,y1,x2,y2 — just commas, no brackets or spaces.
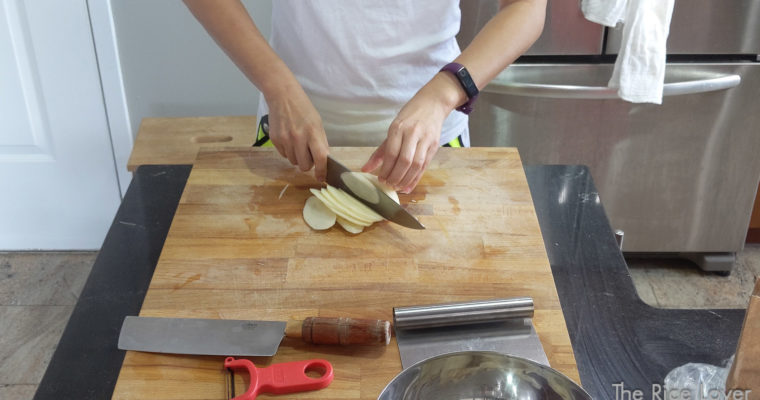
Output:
377,350,591,400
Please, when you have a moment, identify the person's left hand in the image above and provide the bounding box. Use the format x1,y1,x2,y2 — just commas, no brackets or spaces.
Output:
362,74,461,193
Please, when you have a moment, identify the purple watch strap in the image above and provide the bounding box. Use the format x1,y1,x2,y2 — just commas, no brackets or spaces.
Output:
440,62,479,114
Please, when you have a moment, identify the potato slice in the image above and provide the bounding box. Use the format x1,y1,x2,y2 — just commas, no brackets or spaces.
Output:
360,172,400,204
319,188,375,226
302,196,336,230
310,188,372,227
325,186,383,222
304,172,401,234
342,172,380,203
336,217,364,234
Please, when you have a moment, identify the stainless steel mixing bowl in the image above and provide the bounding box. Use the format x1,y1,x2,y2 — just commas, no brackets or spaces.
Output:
378,351,591,400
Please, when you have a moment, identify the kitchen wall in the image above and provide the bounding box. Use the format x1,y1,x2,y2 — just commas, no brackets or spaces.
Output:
110,0,272,136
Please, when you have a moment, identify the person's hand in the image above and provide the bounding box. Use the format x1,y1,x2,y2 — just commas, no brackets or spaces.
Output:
266,84,329,182
362,73,463,193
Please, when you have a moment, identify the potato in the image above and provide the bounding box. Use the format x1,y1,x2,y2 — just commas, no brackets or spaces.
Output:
325,186,383,222
336,217,363,234
319,188,375,226
360,172,400,204
309,188,373,227
302,195,336,230
303,175,400,234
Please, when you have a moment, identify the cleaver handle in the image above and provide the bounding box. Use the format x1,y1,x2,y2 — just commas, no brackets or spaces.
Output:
285,317,391,346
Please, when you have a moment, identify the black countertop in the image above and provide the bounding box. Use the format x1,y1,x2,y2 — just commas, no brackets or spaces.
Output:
527,166,744,399
34,164,744,400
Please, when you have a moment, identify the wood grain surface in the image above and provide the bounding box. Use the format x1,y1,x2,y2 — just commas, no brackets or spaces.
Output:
126,116,257,171
112,147,579,399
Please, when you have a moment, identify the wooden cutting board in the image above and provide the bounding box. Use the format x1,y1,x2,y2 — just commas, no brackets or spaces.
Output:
112,147,579,399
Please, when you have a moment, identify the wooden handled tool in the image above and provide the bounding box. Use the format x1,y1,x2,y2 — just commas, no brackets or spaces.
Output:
286,317,391,346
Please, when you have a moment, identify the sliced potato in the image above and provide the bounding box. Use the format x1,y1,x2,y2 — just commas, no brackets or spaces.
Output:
304,173,401,234
302,196,336,230
336,216,364,234
320,188,374,226
325,186,383,222
360,173,400,204
343,172,380,203
310,188,372,227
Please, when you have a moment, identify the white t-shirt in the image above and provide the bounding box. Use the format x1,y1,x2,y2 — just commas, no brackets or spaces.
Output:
257,0,469,146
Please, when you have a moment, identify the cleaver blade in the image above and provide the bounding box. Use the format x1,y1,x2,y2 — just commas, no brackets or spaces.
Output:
118,316,391,357
118,316,286,356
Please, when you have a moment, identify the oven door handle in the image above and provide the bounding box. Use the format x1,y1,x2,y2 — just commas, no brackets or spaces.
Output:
483,74,741,99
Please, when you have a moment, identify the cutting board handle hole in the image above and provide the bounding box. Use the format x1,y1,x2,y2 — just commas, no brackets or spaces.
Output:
191,135,234,144
304,364,327,379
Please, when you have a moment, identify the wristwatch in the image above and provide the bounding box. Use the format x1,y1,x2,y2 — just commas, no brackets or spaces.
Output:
440,62,479,114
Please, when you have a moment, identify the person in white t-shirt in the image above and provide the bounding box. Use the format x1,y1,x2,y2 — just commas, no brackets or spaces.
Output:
184,0,545,193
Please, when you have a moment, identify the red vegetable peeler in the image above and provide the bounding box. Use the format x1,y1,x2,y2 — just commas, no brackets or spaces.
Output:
224,357,334,400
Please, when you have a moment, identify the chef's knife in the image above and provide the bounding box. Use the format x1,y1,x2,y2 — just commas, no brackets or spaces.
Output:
118,316,390,356
325,155,425,229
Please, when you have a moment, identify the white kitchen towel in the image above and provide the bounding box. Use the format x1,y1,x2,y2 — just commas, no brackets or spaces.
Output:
581,0,627,27
582,0,675,104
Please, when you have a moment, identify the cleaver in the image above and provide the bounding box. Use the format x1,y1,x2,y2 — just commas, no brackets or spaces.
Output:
118,316,390,356
325,155,425,230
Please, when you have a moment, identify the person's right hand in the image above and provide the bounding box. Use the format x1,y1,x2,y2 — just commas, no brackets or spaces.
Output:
266,84,329,182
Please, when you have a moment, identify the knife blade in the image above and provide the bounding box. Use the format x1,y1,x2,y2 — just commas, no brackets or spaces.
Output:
325,155,425,229
118,316,390,356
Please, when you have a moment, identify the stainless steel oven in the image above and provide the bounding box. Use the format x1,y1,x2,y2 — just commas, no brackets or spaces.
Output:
460,0,760,272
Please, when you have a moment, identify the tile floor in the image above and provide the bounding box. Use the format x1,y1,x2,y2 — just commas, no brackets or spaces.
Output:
1,246,758,399
0,252,95,400
627,244,760,309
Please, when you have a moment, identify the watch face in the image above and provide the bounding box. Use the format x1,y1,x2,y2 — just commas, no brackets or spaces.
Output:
457,69,479,98
441,63,479,114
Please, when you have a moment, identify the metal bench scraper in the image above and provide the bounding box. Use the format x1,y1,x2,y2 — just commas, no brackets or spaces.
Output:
393,297,548,369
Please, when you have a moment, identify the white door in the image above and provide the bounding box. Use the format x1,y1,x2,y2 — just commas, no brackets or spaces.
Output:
0,0,122,250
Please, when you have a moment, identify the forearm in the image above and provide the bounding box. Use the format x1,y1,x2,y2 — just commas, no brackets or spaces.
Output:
459,0,546,87
434,0,547,110
183,0,298,101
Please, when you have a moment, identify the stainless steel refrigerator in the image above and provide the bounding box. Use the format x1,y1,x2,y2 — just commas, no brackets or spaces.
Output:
460,0,760,272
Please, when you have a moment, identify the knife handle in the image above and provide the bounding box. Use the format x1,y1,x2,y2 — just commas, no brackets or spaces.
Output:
286,317,391,346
